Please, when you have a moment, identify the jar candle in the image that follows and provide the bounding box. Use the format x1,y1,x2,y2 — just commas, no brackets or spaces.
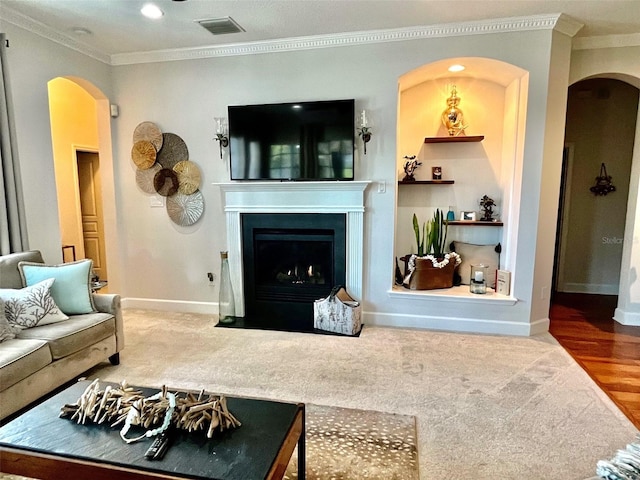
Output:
470,264,488,294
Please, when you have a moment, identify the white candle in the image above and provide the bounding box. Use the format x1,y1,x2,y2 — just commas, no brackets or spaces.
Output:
474,270,484,282
361,110,368,127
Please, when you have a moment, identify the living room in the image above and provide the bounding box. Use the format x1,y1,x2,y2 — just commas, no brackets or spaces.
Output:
1,1,639,478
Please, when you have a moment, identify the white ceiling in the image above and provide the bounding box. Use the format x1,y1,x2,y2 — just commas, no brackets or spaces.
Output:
2,0,640,60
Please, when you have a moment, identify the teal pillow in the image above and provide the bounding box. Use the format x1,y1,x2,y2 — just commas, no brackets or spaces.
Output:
18,260,96,315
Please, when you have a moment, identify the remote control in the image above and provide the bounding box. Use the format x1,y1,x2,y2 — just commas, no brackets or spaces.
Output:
144,430,171,460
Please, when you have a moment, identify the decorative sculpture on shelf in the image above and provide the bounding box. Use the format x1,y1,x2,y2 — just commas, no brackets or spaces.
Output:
402,155,422,182
441,85,467,136
479,195,496,221
590,163,616,196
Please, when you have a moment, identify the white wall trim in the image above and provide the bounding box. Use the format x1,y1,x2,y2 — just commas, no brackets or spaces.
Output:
613,307,640,326
574,33,640,51
365,311,549,336
123,297,216,315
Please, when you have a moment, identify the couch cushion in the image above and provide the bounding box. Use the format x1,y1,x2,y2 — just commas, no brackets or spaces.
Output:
15,313,114,360
0,338,52,392
0,279,69,330
0,298,19,342
19,259,96,315
0,251,44,289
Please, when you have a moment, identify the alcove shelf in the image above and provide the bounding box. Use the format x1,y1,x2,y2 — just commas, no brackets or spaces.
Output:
448,220,503,226
424,135,484,143
398,180,454,185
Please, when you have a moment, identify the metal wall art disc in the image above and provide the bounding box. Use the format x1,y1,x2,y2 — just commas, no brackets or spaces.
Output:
153,168,180,197
156,133,188,170
135,163,162,194
173,160,201,195
133,121,163,151
166,190,204,226
131,140,157,170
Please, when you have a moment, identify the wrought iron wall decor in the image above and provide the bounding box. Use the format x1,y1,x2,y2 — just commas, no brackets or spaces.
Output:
589,162,616,196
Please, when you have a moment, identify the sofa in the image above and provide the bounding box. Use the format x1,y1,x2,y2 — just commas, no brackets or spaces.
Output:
0,250,124,421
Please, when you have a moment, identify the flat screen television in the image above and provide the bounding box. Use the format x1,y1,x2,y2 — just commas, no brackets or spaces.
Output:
228,99,355,181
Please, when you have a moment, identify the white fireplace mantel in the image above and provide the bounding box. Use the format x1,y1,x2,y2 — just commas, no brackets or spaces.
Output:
216,181,370,316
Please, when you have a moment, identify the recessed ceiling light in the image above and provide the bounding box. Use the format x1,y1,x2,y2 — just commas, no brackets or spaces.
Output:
141,3,164,19
448,64,465,73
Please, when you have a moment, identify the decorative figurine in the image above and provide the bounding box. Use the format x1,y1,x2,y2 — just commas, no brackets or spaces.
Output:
441,85,467,136
432,166,442,180
479,195,496,221
402,156,422,182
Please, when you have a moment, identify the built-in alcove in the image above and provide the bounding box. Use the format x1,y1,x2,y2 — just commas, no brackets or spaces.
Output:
393,57,529,298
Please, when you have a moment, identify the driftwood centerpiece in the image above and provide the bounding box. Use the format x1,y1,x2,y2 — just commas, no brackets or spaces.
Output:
60,379,241,443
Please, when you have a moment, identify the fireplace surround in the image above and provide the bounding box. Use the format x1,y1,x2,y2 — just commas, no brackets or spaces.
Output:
218,181,369,329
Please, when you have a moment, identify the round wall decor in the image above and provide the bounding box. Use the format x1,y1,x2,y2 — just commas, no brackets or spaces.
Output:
135,163,163,194
131,140,157,170
173,160,201,195
153,168,180,197
166,190,204,226
133,121,163,152
156,133,188,169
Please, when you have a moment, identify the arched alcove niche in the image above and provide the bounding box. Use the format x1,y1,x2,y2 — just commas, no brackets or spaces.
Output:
395,57,529,292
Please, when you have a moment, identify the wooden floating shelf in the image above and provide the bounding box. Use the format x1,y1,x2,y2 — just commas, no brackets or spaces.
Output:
448,220,503,226
424,135,484,143
398,180,454,185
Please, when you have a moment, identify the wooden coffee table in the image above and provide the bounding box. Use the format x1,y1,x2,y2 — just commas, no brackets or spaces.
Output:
0,380,305,480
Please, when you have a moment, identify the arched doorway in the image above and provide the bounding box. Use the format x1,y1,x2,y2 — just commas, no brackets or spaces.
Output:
47,77,119,292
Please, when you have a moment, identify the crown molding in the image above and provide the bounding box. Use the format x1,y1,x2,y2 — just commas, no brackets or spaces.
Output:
0,6,111,64
573,33,640,50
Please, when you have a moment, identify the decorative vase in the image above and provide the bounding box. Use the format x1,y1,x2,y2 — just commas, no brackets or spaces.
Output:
218,251,236,324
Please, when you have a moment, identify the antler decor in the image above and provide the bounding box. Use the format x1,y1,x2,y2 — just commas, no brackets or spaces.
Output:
590,163,616,196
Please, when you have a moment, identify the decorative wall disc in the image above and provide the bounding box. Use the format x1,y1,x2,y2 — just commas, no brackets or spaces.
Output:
173,160,201,195
157,133,188,169
135,163,162,194
131,140,157,170
133,121,163,151
153,168,180,197
166,190,204,226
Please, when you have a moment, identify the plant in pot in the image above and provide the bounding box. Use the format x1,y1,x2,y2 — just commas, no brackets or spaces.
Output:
403,209,461,290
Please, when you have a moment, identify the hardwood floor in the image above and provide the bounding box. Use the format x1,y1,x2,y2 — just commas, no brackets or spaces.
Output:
549,292,640,429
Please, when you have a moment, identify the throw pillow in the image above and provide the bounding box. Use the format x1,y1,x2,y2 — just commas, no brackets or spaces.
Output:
0,279,69,330
450,241,500,289
0,298,20,342
19,259,96,315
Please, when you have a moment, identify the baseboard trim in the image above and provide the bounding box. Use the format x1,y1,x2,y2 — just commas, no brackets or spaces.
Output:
123,297,215,315
364,312,549,336
613,307,640,326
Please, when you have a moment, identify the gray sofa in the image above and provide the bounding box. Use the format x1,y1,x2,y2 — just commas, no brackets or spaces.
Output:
0,250,124,420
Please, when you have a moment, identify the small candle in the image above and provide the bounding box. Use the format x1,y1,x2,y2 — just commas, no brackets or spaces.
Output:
360,110,368,127
474,270,484,282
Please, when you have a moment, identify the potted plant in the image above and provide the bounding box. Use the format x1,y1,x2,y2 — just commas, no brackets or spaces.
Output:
404,209,461,290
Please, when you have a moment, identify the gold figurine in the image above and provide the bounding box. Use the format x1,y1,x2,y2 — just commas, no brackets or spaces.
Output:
441,85,467,136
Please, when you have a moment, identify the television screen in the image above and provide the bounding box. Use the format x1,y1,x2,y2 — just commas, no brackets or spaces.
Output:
228,99,354,181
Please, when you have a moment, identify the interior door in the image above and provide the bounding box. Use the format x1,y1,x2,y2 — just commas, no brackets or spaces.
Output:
77,151,108,282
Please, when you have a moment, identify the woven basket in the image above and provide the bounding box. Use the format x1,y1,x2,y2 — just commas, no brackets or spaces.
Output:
409,257,456,290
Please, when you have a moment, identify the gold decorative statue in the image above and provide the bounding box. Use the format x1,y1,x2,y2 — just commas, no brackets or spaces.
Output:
441,85,467,136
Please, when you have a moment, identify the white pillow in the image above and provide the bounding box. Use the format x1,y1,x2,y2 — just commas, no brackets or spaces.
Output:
0,298,20,342
0,278,69,330
451,241,500,289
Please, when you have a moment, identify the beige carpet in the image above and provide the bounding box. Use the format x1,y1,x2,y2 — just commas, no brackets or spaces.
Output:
74,309,637,480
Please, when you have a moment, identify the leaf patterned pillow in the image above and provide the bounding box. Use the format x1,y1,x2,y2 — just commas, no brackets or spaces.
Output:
0,279,69,330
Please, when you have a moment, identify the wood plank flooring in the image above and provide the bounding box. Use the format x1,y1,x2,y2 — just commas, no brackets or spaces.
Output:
549,292,640,429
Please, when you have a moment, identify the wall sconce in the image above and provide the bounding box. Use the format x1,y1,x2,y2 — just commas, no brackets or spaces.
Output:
357,109,371,155
214,117,229,159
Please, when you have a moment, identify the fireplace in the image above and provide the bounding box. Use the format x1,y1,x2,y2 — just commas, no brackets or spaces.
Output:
242,213,346,330
218,181,369,331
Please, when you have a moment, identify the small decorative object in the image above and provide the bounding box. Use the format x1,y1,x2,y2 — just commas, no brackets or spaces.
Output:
496,270,511,296
133,121,163,152
590,162,616,196
446,206,456,222
313,285,362,336
166,190,204,226
153,168,180,196
441,85,467,136
218,251,236,324
402,155,422,182
461,211,476,221
469,264,488,294
157,133,188,169
479,195,496,221
214,117,229,160
432,166,442,180
357,110,371,155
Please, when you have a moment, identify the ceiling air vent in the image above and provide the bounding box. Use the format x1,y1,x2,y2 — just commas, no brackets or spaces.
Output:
196,17,245,36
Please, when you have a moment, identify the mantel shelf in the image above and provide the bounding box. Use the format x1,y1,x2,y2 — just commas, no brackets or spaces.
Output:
398,180,454,185
424,135,484,143
448,220,503,226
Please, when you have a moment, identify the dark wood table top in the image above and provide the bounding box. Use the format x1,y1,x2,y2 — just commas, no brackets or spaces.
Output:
0,380,304,480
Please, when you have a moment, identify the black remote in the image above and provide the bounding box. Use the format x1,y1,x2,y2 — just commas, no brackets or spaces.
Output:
144,429,171,460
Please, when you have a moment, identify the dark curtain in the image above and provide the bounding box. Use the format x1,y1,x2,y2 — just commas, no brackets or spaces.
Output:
0,33,28,254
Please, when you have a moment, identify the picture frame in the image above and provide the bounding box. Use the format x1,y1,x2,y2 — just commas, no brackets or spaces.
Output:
432,166,442,180
461,211,476,221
